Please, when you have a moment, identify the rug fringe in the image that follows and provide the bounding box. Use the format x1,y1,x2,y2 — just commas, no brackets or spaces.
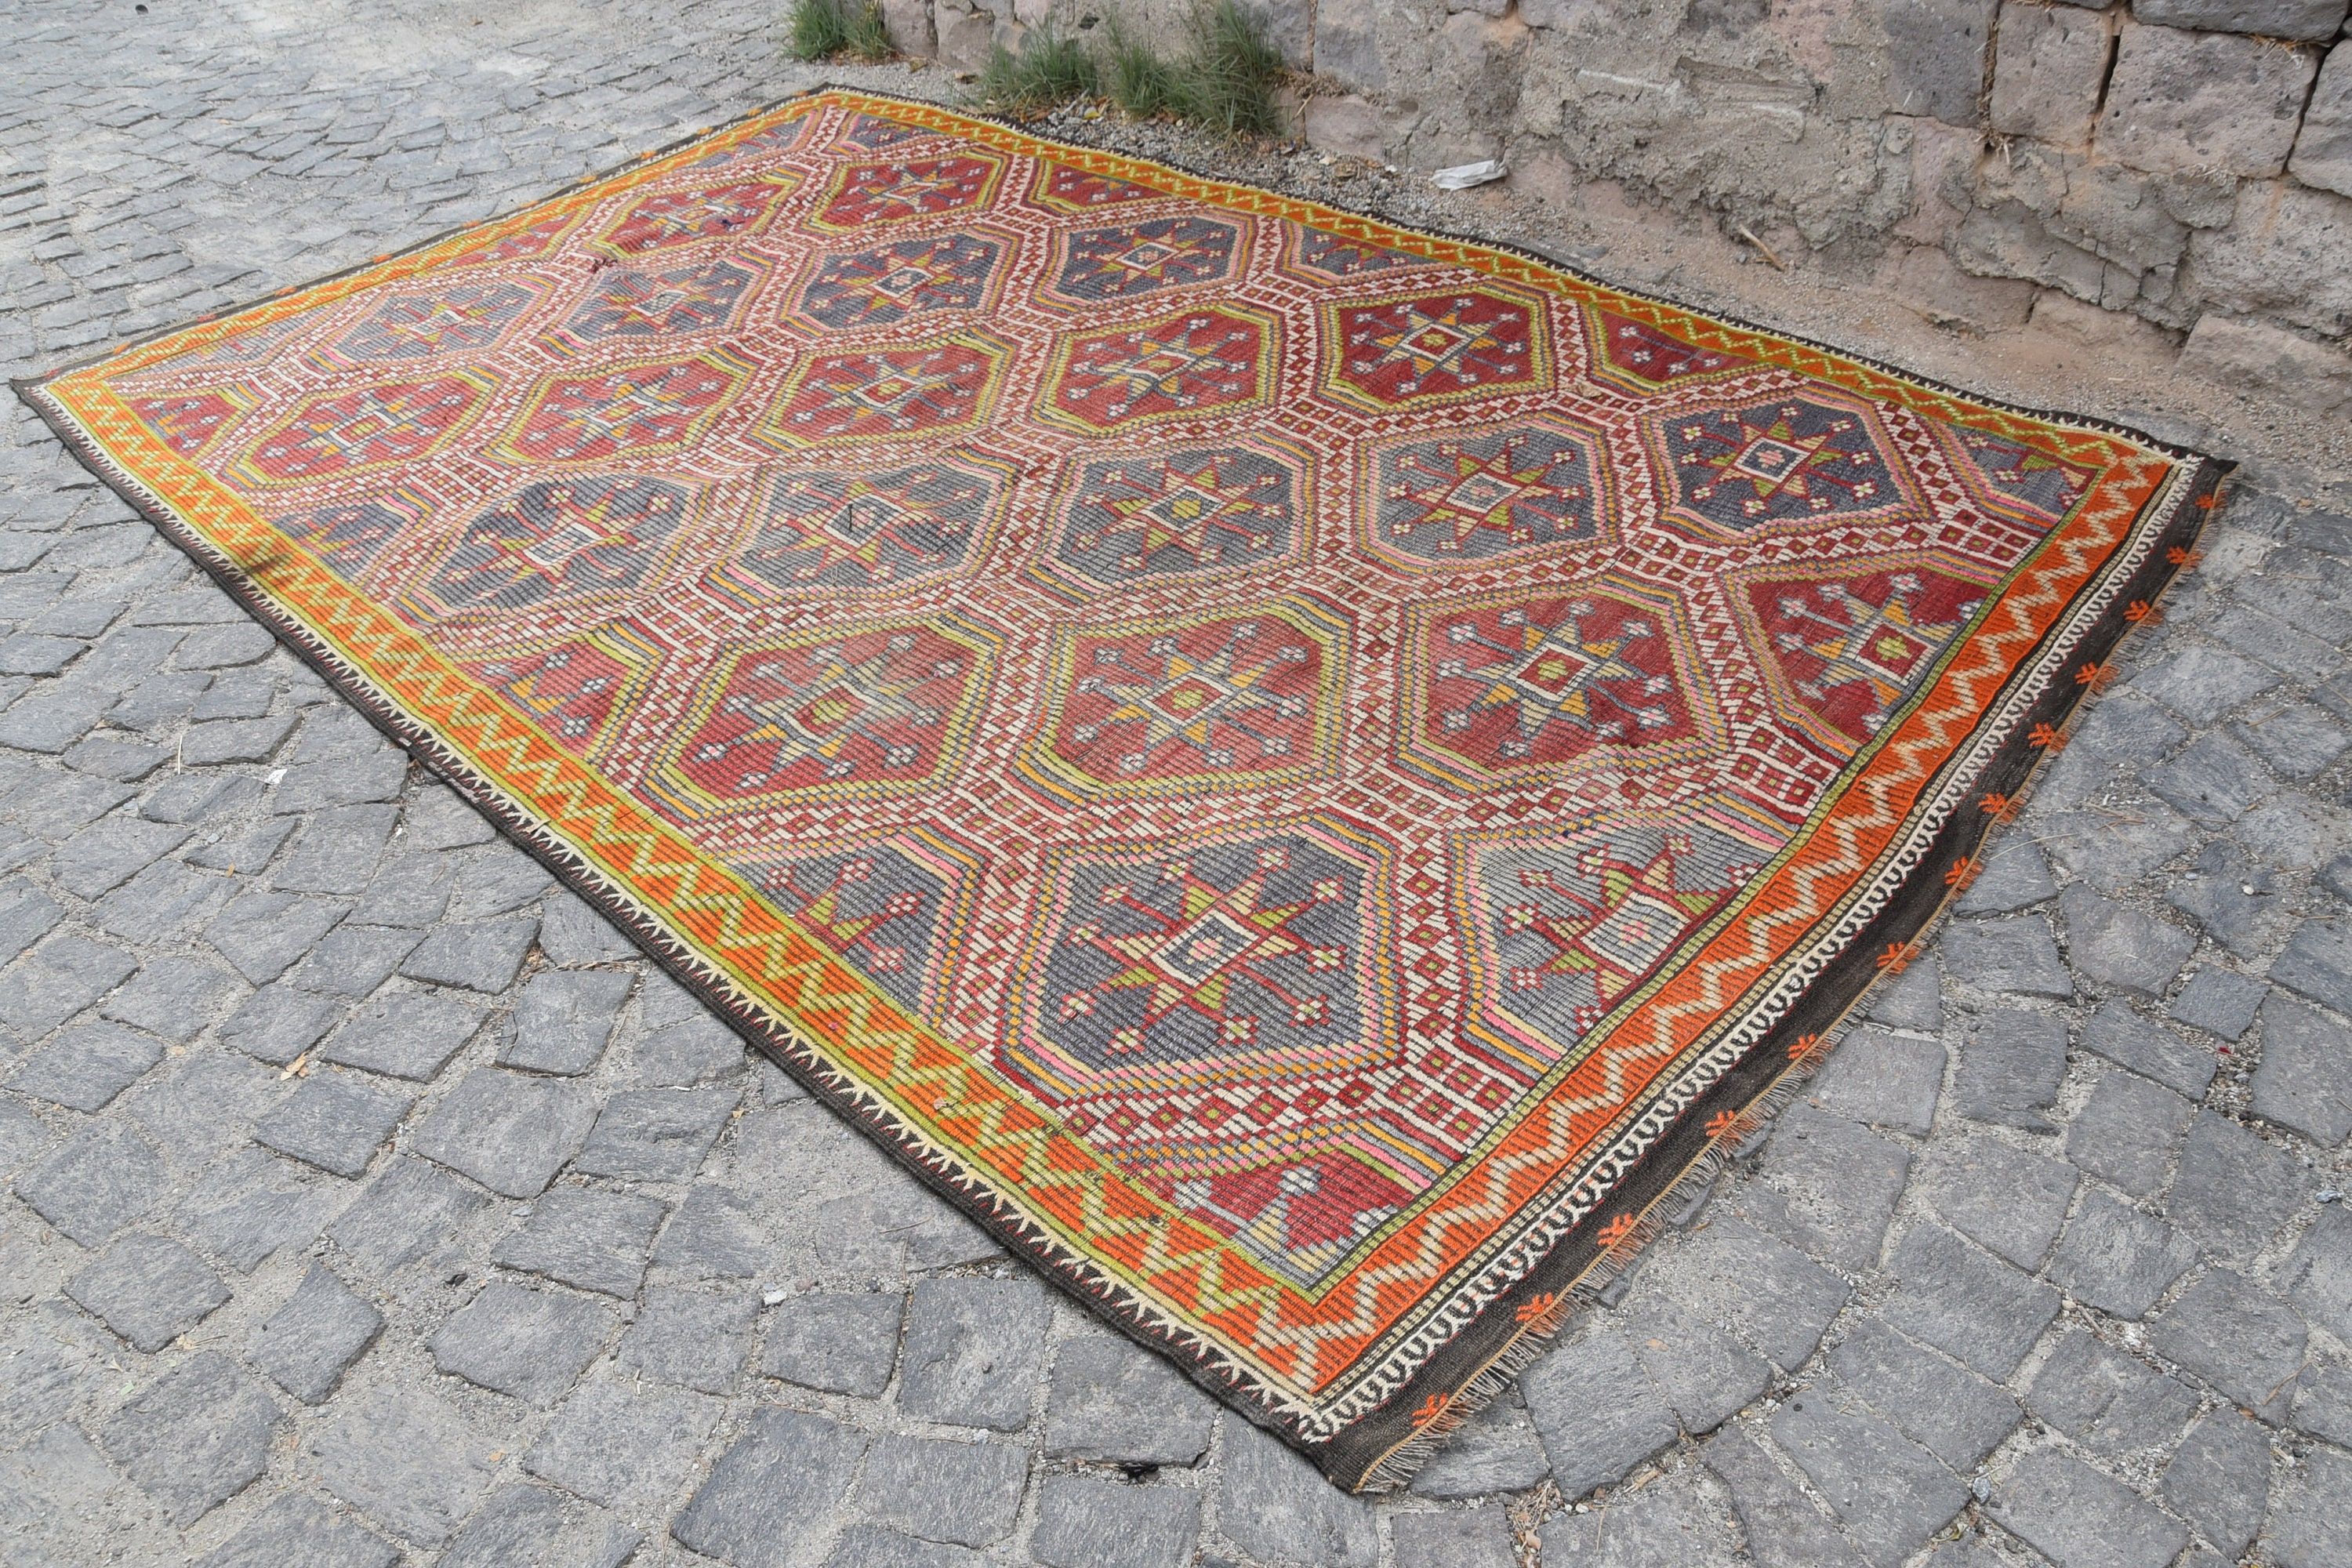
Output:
1352,1012,1848,1492
1350,474,2218,1493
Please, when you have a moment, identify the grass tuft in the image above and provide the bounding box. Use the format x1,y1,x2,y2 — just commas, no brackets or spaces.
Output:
1101,14,1184,119
1171,0,1286,136
971,23,1102,114
787,0,894,63
964,1,1288,136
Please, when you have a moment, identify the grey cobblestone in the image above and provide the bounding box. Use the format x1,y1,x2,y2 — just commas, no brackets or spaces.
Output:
760,1288,904,1398
896,1276,1050,1432
429,1278,616,1406
1824,1319,2020,1471
2027,1327,2197,1460
1917,1132,2078,1269
524,1377,722,1512
8,1020,161,1109
191,1494,398,1568
2149,1267,2310,1421
1045,1330,1218,1465
303,1385,498,1546
1989,1447,2187,1568
250,1262,382,1404
1218,1418,1380,1568
672,1406,866,1568
2047,1190,2198,1319
2161,1406,2270,1558
1951,1007,2069,1130
65,1232,230,1351
1807,1024,1944,1135
1882,1224,2060,1378
252,1067,411,1178
1706,1424,1869,1568
410,1066,594,1197
854,1432,1027,1548
1523,1323,1679,1497
96,1350,281,1524
0,12,2343,1565
1769,1390,1968,1567
1034,1472,1204,1568
492,1184,667,1298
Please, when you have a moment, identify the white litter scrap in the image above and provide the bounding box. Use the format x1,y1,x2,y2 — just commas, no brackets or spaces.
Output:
1431,158,1508,190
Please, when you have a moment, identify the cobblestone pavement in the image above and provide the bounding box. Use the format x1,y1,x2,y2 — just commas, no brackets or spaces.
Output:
3,4,2351,1566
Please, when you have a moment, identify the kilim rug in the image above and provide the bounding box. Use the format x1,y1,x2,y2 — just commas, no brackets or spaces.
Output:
19,88,2226,1490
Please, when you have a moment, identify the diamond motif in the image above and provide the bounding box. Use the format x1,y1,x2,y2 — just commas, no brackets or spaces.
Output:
1279,224,1422,284
705,452,1017,603
1316,284,1551,414
268,492,426,583
229,374,492,488
1648,390,1914,539
1927,419,2100,532
1454,798,1787,1066
648,613,1000,818
1579,305,1756,396
811,154,1003,232
1016,597,1350,807
1731,554,1995,758
124,389,252,459
791,230,1008,330
1036,304,1277,435
492,350,750,466
550,256,763,343
1025,161,1165,213
1032,438,1309,601
730,827,985,1025
1399,579,1722,793
404,475,697,624
591,174,800,256
466,623,668,760
1042,216,1240,304
332,281,542,361
1006,814,1402,1105
756,332,1007,452
444,211,579,269
1359,416,1613,573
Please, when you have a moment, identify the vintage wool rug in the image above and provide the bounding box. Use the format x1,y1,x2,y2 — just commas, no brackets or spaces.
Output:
21,89,2223,1488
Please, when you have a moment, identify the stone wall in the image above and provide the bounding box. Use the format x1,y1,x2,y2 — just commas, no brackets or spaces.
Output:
879,0,2352,416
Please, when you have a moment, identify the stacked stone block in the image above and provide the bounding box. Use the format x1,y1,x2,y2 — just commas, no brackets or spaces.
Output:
909,0,2352,414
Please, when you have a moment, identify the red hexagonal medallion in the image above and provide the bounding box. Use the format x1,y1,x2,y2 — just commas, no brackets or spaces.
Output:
809,154,1002,233
491,350,750,466
754,332,1007,452
646,613,1000,818
1398,579,1723,792
590,173,800,257
228,374,492,488
1036,304,1278,436
1316,284,1552,415
125,389,252,459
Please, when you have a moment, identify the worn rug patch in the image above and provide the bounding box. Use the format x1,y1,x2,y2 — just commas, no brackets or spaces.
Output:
19,89,2223,1488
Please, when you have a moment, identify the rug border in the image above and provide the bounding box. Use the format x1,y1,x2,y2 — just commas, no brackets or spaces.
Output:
11,82,2233,1491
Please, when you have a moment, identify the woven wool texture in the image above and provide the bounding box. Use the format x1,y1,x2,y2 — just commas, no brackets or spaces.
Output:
20,89,2224,1488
